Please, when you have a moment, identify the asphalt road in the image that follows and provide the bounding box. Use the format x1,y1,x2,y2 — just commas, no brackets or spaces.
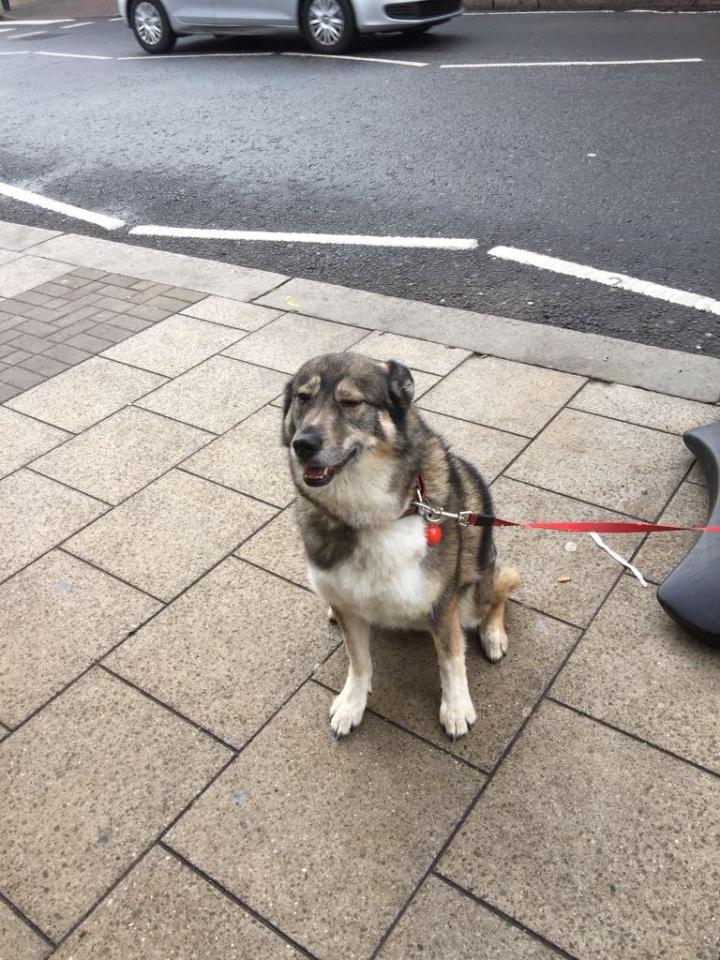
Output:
2,11,719,356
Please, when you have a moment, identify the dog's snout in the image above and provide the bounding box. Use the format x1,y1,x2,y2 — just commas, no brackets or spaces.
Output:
292,430,323,461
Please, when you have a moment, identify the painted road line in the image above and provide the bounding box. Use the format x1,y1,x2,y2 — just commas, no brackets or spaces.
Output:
281,51,427,67
0,182,125,231
0,18,73,24
489,246,720,317
61,21,94,29
0,50,28,55
35,50,112,60
9,30,53,39
131,225,477,251
117,51,273,59
0,27,17,32
441,58,703,69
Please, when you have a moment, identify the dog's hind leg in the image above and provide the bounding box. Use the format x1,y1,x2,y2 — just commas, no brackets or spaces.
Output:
432,601,476,740
329,608,372,738
479,565,521,663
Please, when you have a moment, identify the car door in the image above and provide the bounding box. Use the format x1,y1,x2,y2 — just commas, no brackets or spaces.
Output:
167,0,218,27
211,0,296,28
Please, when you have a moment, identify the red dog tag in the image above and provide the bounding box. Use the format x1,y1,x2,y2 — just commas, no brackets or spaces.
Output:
425,524,443,545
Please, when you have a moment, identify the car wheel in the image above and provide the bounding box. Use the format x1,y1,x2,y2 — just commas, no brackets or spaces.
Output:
300,0,356,54
131,0,176,54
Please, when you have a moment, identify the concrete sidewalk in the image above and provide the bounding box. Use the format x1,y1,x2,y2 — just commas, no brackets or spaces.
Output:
0,220,719,960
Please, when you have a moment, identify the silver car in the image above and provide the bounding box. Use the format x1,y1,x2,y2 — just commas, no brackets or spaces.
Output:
118,0,462,55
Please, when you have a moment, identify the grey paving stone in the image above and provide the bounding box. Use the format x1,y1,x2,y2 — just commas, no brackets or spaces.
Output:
41,343,92,366
490,478,644,627
166,682,482,960
378,875,559,960
19,354,69,378
33,407,212,505
181,296,283,331
419,410,527,482
407,368,440,399
351,330,471,376
223,313,367,374
183,405,294,507
570,381,718,435
0,249,22,267
507,408,692,521
0,257,73,299
52,847,302,960
0,220,60,252
552,577,720,773
66,470,275,601
6,333,54,355
0,669,230,941
64,333,115,354
0,406,70,480
0,470,106,584
7,357,166,433
419,356,584,437
125,303,173,323
0,550,160,727
318,602,579,771
136,356,287,434
14,317,57,336
0,902,49,960
439,701,720,960
235,506,307,588
107,558,337,747
69,267,107,281
633,481,708,584
0,381,21,402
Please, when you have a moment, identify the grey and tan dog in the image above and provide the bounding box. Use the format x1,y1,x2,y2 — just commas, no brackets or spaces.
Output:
282,352,520,740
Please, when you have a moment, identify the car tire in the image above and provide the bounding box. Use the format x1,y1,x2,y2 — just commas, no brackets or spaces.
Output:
131,0,176,54
300,0,357,54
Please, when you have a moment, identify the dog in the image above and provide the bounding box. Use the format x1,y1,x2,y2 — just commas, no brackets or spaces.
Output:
282,352,520,740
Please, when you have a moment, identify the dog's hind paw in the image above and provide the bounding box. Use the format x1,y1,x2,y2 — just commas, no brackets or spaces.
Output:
439,695,476,741
330,681,369,738
480,623,508,663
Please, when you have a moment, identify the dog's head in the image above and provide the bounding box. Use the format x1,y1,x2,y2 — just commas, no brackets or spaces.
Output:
282,352,415,489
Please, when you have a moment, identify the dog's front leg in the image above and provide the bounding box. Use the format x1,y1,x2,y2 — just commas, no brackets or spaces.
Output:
432,604,476,740
329,609,372,738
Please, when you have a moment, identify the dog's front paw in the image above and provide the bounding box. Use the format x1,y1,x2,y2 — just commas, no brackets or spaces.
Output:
480,622,508,663
439,695,476,741
330,680,369,738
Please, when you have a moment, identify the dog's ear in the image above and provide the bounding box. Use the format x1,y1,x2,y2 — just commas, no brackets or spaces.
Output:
386,360,415,409
281,378,295,447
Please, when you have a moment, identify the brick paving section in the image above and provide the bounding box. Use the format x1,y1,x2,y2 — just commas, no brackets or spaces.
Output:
1,242,719,960
0,269,205,402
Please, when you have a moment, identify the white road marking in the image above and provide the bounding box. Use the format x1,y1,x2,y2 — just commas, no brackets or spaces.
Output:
61,21,94,29
0,182,125,231
488,245,720,317
281,51,427,67
131,225,477,250
441,58,703,69
10,30,52,39
0,27,17,32
34,50,112,59
116,51,273,59
0,18,73,24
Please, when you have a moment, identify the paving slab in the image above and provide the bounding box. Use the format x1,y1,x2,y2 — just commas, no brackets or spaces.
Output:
183,405,294,507
166,683,482,960
0,220,60,253
0,406,70,480
32,407,212,505
0,249,21,267
181,296,283,331
570,381,719,435
0,257,72,299
223,313,367,374
0,470,106,584
318,603,579,771
439,701,720,960
0,550,160,728
257,278,720,403
552,577,720,773
107,559,337,747
0,669,230,942
378,875,560,960
0,902,49,960
235,506,307,588
419,356,584,437
66,470,275,601
103,315,244,378
490,477,644,627
507,408,692,521
52,847,301,960
6,356,165,433
136,356,287,434
632,480,708,585
351,330,471,376
420,410,527,482
31,234,287,301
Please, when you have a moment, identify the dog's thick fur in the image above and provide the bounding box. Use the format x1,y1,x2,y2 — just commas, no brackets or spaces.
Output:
282,352,520,740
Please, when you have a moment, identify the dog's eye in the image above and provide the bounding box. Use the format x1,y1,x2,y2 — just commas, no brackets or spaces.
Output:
296,393,311,404
340,399,363,409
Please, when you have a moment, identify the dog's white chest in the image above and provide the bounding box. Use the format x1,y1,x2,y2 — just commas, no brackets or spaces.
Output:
309,516,432,627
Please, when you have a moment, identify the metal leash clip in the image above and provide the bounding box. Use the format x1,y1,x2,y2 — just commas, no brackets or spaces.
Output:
412,489,473,527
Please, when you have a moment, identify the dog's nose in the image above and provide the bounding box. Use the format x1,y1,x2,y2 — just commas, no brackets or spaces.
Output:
293,430,323,461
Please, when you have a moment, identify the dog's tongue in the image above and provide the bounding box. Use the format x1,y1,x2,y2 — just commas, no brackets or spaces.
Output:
305,465,329,480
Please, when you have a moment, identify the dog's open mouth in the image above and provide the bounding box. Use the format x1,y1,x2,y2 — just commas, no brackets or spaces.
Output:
303,448,359,487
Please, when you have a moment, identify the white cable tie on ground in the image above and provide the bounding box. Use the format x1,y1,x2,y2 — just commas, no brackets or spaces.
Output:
590,532,648,588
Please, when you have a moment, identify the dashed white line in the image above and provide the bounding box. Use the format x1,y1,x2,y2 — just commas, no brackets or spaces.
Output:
131,225,477,250
0,182,125,231
34,50,112,60
9,30,52,39
0,27,17,32
61,21,94,29
281,51,427,67
0,18,73,24
116,51,274,59
441,57,703,69
0,50,28,55
488,245,720,317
